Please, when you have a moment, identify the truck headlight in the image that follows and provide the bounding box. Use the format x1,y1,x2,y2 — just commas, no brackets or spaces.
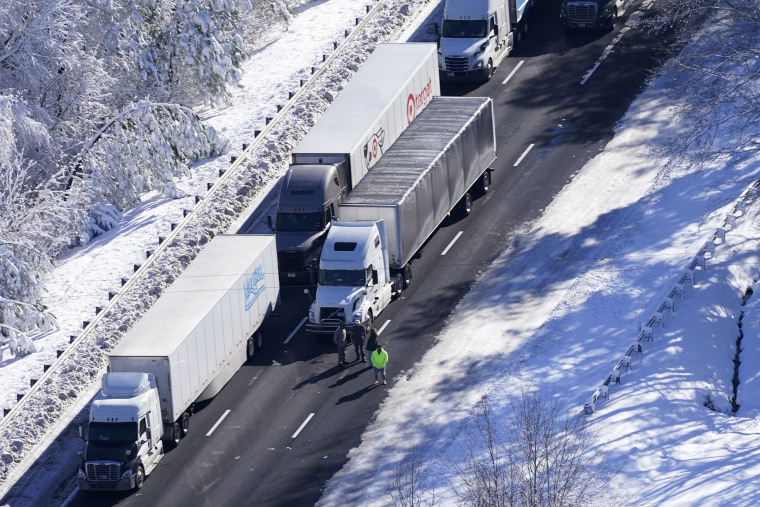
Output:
121,468,134,480
78,469,86,479
308,304,315,322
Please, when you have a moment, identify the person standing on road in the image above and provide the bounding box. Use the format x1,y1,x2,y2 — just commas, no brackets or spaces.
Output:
366,327,378,362
371,344,389,385
352,319,367,362
333,323,348,366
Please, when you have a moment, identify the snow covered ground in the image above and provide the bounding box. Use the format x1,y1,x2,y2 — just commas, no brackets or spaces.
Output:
4,0,760,505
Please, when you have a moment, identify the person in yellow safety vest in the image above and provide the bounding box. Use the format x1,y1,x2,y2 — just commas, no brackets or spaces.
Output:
371,344,389,385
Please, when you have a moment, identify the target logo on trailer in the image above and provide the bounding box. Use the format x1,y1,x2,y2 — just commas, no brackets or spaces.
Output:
406,77,435,125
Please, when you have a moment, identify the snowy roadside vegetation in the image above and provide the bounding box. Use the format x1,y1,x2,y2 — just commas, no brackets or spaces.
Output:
0,0,305,354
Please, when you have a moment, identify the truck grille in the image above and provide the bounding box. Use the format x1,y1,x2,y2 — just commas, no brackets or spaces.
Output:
444,56,469,73
85,462,120,482
319,307,345,322
567,2,598,22
278,250,305,272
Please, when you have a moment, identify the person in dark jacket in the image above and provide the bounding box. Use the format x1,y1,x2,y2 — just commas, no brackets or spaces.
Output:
365,327,379,363
333,323,348,366
351,319,366,362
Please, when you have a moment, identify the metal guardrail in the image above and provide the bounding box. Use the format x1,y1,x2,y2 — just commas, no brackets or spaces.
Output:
584,180,760,415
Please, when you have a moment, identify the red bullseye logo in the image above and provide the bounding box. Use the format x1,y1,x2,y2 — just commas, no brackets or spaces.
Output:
371,138,379,160
406,93,416,125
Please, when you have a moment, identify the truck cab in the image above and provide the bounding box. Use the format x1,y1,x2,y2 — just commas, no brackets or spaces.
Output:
78,372,164,492
306,221,393,334
438,0,512,82
560,0,630,30
269,163,347,283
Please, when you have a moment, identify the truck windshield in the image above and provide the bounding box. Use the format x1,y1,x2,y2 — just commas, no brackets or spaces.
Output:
88,422,137,447
442,19,488,38
276,212,323,232
319,269,367,286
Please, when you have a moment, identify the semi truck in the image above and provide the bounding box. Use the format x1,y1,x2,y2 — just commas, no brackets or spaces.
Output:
305,97,497,333
268,43,440,284
78,235,280,492
560,0,631,30
437,0,532,82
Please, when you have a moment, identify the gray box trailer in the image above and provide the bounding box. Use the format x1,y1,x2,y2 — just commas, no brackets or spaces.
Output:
337,96,497,269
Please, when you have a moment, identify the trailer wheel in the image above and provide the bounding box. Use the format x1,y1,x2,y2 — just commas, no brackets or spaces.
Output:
247,338,255,358
477,171,491,195
181,412,190,436
394,273,404,298
134,465,145,491
402,265,412,289
170,422,181,447
457,192,472,218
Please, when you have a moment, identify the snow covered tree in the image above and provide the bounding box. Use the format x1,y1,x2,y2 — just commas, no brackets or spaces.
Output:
448,392,619,507
82,0,253,107
169,0,251,106
76,101,226,212
0,0,116,172
647,0,760,158
0,150,61,350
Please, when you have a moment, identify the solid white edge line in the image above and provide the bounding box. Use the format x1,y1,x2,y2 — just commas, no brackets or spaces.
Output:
292,412,315,439
502,59,525,85
514,143,535,166
206,409,231,437
283,317,307,344
441,231,464,256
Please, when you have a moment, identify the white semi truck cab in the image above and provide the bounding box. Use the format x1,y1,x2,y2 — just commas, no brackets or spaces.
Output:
78,372,164,492
438,0,520,82
306,221,393,333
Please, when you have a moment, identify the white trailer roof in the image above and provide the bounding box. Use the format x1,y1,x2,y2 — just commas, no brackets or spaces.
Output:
110,235,276,357
293,43,437,157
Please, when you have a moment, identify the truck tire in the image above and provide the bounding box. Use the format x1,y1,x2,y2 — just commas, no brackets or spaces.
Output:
135,465,145,491
457,192,472,218
170,422,181,447
477,171,491,196
394,273,404,298
181,412,190,436
247,338,255,358
402,264,412,289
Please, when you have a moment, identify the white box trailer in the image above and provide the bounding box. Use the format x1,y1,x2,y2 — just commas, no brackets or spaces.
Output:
108,234,280,429
80,235,279,492
291,42,441,190
337,97,497,270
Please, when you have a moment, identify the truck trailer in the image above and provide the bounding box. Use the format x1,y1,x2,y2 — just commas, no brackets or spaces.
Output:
78,235,280,492
437,0,532,82
269,42,440,283
306,97,497,333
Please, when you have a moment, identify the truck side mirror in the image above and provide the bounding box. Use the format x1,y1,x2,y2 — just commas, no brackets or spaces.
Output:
267,216,274,231
78,425,85,441
434,22,440,36
372,270,378,284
